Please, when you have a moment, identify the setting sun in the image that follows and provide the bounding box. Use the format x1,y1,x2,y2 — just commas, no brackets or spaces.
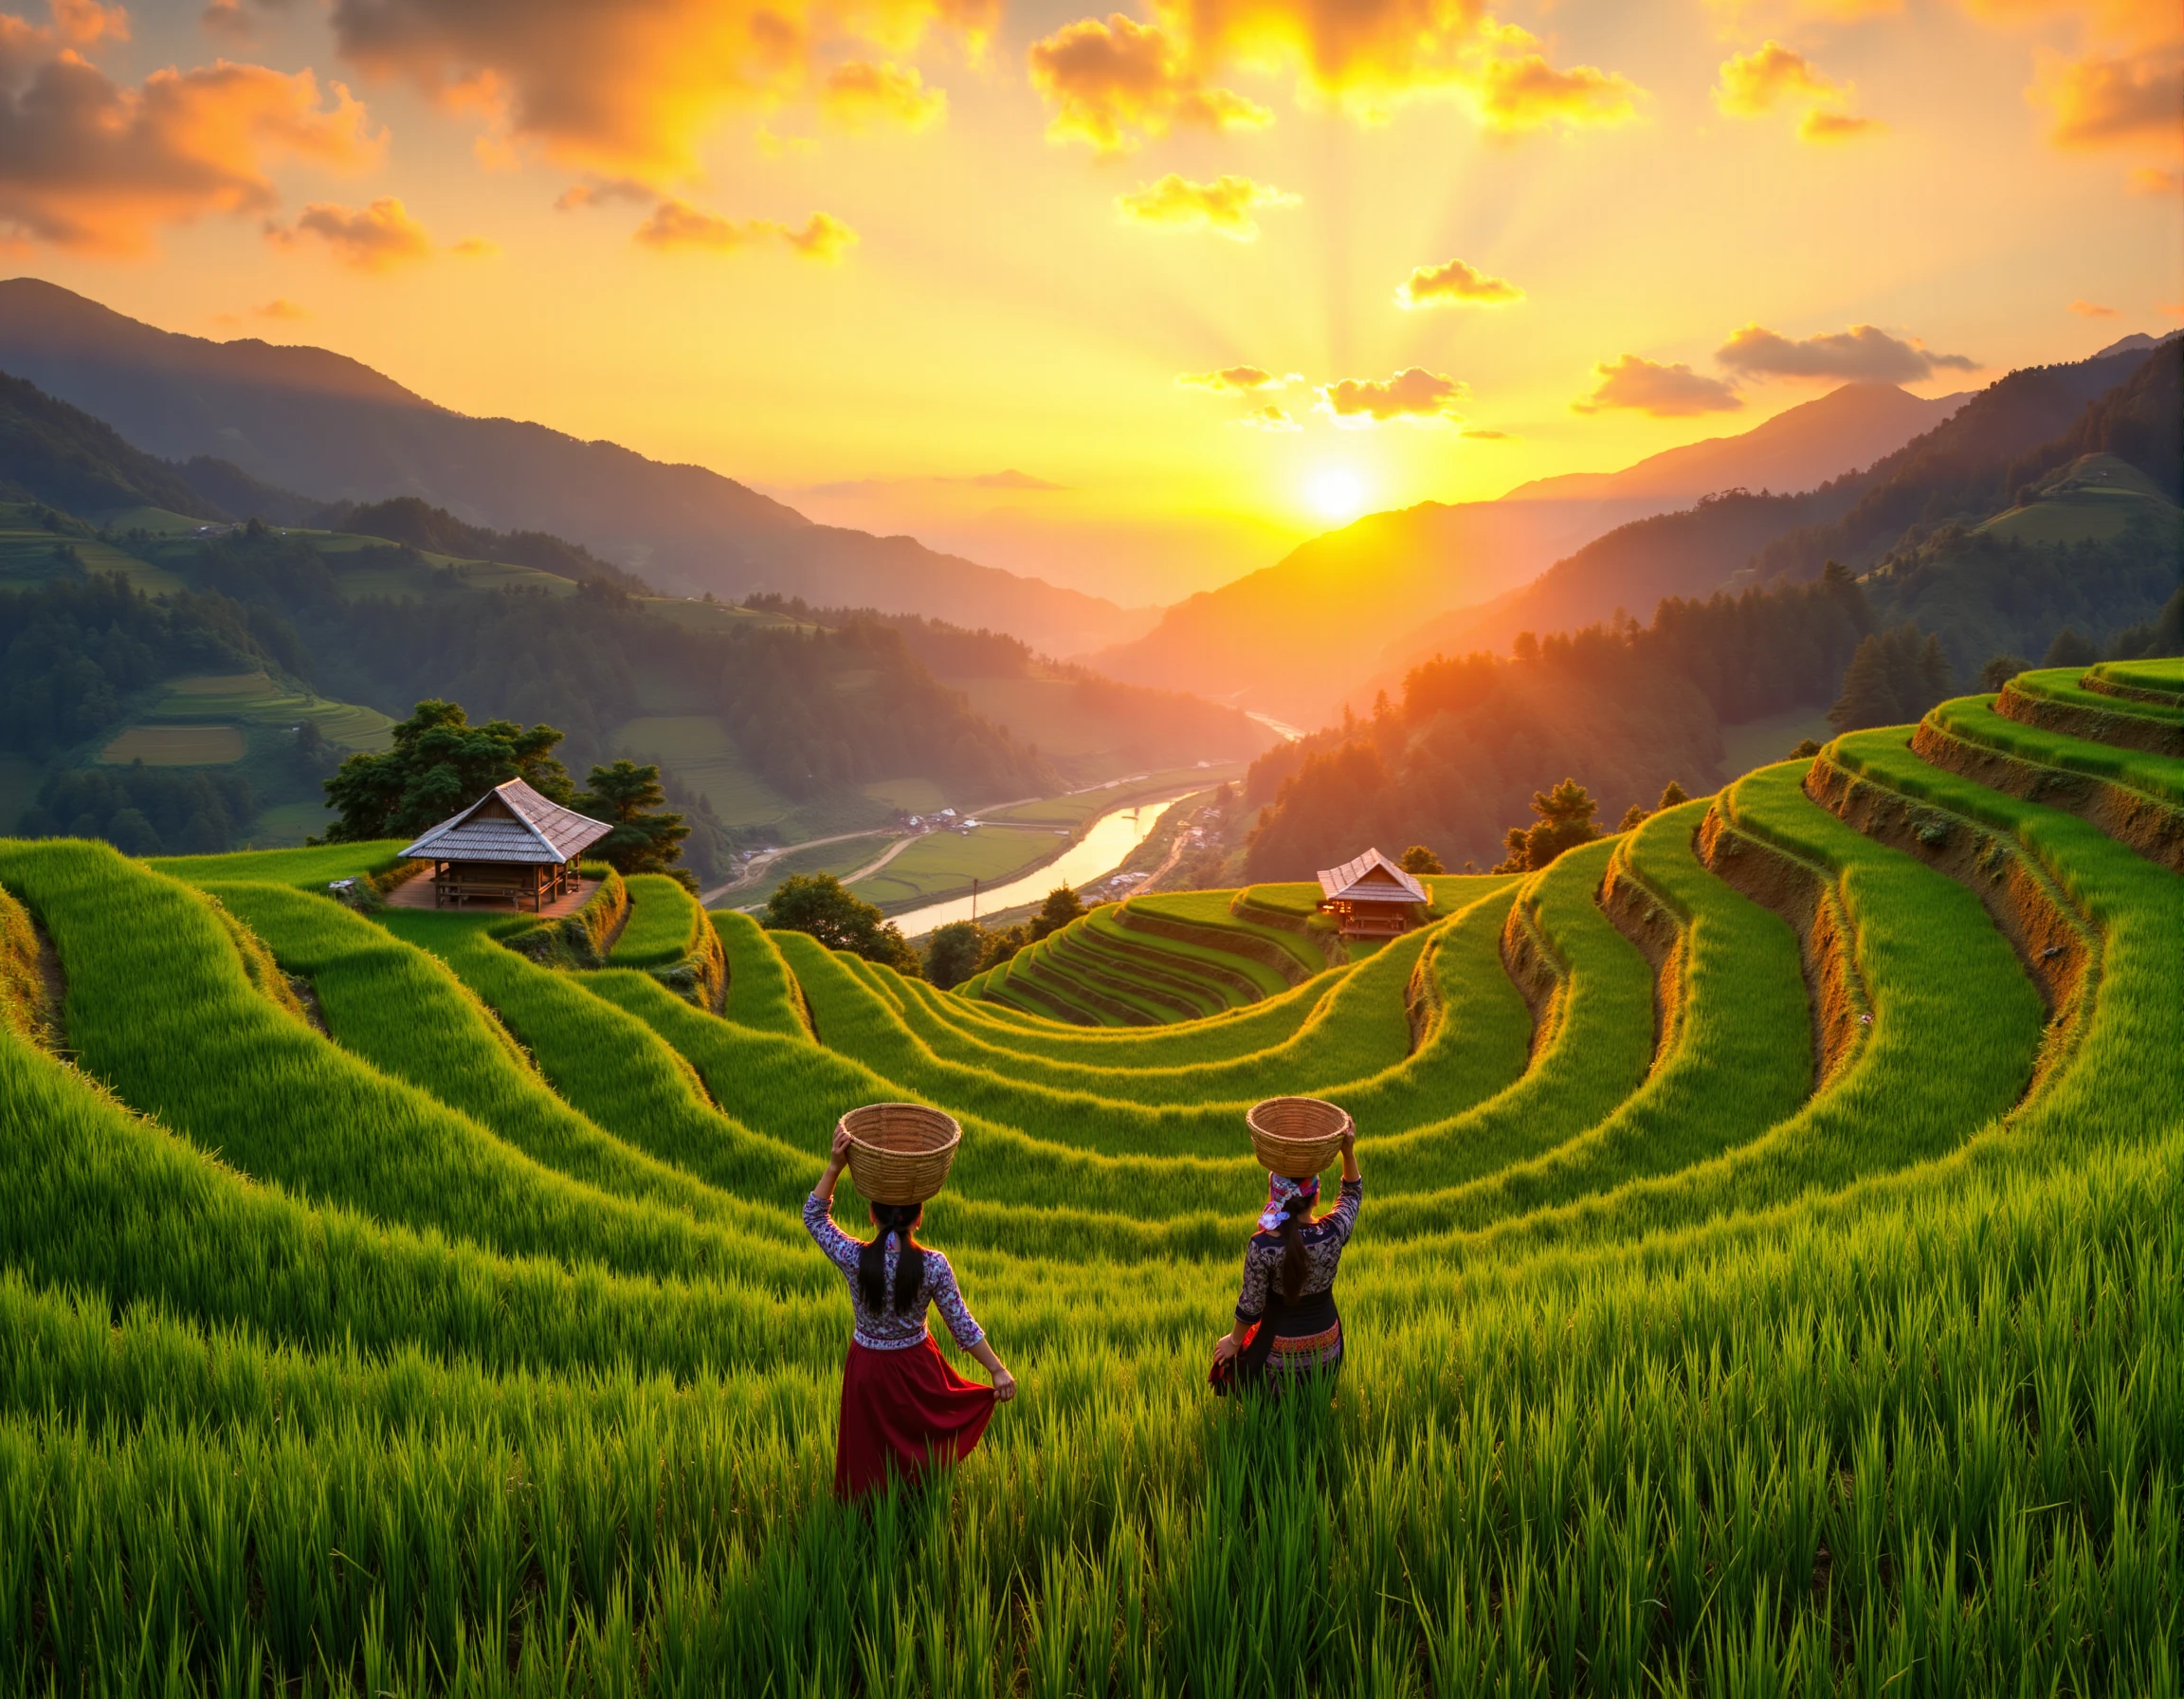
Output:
1305,467,1367,521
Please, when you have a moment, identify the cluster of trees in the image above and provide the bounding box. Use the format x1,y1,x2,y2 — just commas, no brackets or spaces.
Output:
322,700,690,881
759,873,920,975
21,764,253,856
0,574,274,759
719,618,1053,800
1828,625,1953,734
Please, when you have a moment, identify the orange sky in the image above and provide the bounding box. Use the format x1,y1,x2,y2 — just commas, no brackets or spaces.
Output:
3,0,2178,603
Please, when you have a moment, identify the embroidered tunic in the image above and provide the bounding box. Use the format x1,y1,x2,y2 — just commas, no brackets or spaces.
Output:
1233,1177,1363,1380
805,1194,985,1352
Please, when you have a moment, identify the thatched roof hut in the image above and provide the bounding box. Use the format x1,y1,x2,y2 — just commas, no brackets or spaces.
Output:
1315,848,1428,940
402,777,610,911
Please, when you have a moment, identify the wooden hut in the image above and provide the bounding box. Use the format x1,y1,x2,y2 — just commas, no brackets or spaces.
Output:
402,777,612,912
1315,847,1429,940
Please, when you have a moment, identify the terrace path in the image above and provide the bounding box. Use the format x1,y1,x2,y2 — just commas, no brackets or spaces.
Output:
384,870,601,918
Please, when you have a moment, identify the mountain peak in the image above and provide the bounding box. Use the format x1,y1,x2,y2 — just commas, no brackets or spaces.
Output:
1502,381,1965,506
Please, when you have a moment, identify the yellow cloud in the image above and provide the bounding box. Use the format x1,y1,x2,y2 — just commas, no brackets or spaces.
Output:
1393,256,1522,308
1319,367,1469,425
253,296,307,318
0,9,381,253
1574,355,1742,416
1027,13,1269,153
634,197,857,261
1178,364,1282,391
2067,298,2119,316
1028,3,1641,139
2129,163,2183,192
327,0,998,186
1115,173,1297,239
1468,48,1642,132
1238,403,1300,429
1715,41,1881,137
266,196,436,270
820,60,947,133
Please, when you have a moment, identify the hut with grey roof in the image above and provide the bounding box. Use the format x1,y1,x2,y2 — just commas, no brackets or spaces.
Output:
1316,847,1429,941
402,777,612,911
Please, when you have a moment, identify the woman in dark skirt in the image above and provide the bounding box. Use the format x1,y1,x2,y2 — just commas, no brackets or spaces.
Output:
805,1127,1016,1499
1212,1121,1362,1391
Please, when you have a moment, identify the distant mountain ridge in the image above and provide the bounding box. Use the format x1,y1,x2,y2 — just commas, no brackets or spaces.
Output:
0,279,1153,657
1091,379,1974,725
1502,382,1964,504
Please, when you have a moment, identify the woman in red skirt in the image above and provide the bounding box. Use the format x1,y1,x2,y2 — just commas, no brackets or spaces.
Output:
805,1127,1016,1499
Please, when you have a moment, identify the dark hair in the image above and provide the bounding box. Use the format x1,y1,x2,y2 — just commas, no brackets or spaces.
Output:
1279,1191,1313,1304
858,1202,925,1313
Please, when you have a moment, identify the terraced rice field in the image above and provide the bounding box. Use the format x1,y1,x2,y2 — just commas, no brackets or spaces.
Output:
0,658,2179,1693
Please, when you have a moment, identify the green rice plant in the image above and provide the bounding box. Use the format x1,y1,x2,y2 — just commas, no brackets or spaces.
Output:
378,908,824,1211
713,911,812,1036
1390,756,2050,1265
609,874,703,968
2084,656,2184,703
181,877,778,1242
148,839,413,891
1378,799,1814,1234
1925,692,2184,808
0,841,814,1289
772,896,1530,1160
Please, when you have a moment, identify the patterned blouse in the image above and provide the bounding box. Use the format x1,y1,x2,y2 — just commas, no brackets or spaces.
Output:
805,1194,986,1352
1235,1178,1364,1324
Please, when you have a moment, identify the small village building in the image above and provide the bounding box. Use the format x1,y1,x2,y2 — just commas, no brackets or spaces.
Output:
402,777,612,912
1316,848,1429,940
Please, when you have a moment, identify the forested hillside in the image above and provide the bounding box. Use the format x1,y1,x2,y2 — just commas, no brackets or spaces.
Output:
1240,567,1878,875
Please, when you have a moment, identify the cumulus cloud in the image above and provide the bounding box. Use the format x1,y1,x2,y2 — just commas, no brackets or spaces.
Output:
820,60,946,133
2034,46,2184,150
2068,298,2119,317
266,195,435,269
326,0,998,185
1028,13,1268,152
1717,321,1977,381
1318,367,1469,425
1574,356,1743,417
1714,41,1881,137
1239,403,1300,430
0,8,381,253
1467,48,1642,131
1462,427,1512,439
1116,173,1297,239
1178,364,1283,391
1026,2,1641,140
1394,256,1522,308
634,196,857,260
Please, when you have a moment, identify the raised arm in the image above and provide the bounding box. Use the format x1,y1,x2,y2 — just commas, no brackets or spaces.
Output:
1324,1122,1364,1247
802,1127,861,1271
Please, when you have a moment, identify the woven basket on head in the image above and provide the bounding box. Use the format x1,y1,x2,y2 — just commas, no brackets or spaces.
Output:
1247,1096,1352,1178
841,1103,963,1205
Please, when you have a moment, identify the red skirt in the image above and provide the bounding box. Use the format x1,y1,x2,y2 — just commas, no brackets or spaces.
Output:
836,1336,995,1500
